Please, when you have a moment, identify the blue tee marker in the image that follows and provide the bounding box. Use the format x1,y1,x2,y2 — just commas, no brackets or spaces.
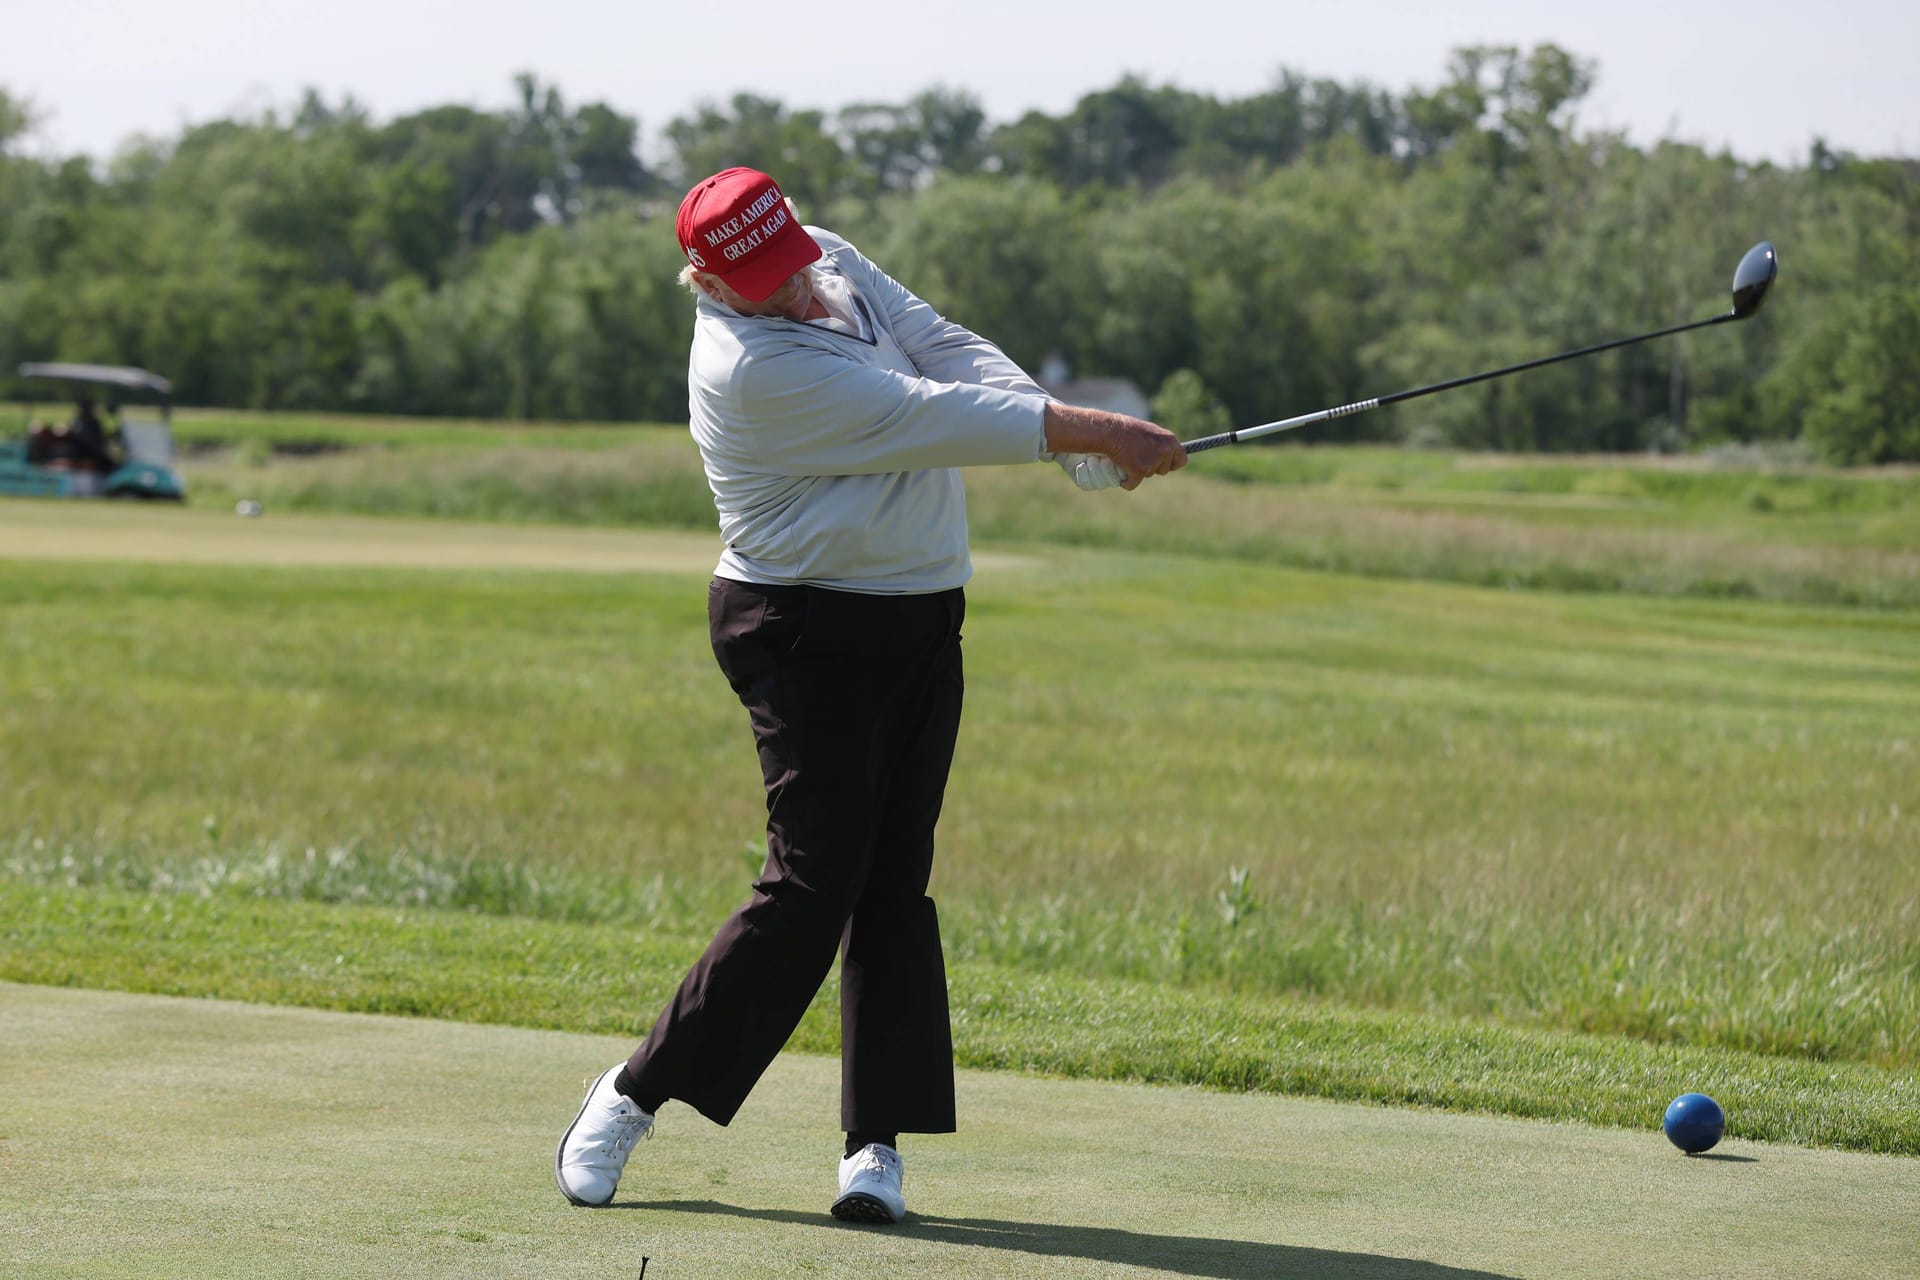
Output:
1664,1093,1727,1154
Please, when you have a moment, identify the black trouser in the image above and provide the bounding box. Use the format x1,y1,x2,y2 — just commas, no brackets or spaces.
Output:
625,578,963,1133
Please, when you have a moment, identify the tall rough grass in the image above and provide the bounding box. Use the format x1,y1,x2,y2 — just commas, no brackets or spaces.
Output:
963,465,1920,607
8,838,1913,1067
180,437,1920,607
190,442,716,530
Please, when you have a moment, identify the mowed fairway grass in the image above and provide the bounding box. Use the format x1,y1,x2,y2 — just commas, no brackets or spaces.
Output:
2,493,1916,1154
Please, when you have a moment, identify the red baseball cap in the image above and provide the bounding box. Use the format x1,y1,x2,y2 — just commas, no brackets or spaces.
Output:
676,167,822,302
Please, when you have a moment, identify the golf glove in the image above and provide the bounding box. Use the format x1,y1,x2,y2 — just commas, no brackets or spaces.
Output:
1055,452,1127,491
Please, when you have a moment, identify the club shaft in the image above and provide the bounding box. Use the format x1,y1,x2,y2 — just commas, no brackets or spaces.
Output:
1183,310,1737,455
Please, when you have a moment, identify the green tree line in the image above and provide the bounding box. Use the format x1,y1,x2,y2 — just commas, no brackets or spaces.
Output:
2,48,1916,459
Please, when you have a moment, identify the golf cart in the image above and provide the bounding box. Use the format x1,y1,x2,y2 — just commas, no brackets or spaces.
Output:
2,363,187,501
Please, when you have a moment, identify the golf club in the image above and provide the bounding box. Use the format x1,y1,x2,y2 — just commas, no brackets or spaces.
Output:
1182,241,1778,455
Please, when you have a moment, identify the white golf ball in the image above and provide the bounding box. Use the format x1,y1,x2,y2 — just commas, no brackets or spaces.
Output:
235,500,263,518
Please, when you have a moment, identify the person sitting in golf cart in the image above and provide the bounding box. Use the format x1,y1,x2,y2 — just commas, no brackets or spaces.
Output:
67,398,115,470
27,397,117,470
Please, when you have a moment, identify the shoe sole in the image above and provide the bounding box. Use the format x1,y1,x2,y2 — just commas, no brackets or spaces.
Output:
831,1192,902,1224
555,1066,622,1208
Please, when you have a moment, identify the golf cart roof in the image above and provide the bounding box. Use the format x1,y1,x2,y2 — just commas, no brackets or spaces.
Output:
18,363,173,396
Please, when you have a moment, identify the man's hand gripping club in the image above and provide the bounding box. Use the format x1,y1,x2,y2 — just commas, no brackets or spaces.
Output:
1043,402,1188,491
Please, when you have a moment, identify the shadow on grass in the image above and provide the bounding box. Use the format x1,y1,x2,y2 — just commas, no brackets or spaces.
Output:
626,1200,1518,1279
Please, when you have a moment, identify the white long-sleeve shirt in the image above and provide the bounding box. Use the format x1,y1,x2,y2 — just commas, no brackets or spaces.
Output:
688,227,1049,593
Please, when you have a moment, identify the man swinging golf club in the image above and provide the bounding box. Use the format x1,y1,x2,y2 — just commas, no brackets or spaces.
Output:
555,167,1185,1222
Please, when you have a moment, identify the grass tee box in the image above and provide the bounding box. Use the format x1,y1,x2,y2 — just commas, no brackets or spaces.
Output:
5,984,1918,1280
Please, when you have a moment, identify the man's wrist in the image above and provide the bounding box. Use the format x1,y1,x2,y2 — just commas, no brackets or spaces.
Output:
1042,401,1117,457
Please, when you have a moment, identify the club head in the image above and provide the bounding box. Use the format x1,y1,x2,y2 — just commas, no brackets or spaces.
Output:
1730,241,1777,319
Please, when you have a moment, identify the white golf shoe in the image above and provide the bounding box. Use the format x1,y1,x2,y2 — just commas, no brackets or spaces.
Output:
555,1065,653,1207
831,1142,906,1224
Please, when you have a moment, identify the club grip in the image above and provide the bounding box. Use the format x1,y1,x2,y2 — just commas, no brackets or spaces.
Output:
1182,432,1236,454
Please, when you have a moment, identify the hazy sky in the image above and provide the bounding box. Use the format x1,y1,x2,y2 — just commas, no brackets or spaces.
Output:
6,0,1915,166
